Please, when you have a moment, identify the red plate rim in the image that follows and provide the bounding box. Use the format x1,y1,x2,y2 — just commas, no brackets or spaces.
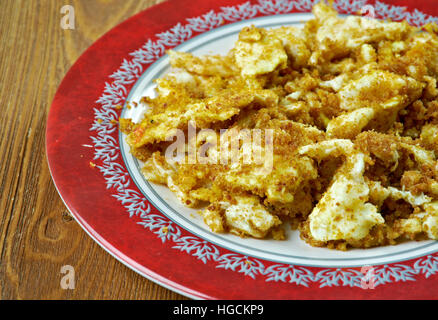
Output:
46,0,438,299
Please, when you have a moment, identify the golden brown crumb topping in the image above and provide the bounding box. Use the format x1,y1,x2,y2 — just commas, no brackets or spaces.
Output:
121,2,438,249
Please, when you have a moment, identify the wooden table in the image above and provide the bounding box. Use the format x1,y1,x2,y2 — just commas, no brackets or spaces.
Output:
0,0,187,300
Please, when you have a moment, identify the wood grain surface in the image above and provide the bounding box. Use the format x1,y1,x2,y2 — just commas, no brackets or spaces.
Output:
0,0,188,300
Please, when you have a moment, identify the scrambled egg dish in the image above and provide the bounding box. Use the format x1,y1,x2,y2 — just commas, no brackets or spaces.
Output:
120,3,438,250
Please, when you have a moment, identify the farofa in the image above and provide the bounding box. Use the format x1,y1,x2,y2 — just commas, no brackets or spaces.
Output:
120,3,438,250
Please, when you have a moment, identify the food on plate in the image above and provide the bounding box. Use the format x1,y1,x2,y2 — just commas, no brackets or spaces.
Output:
120,2,438,250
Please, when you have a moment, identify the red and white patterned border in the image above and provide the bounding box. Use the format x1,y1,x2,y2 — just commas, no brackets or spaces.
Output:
89,0,438,288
